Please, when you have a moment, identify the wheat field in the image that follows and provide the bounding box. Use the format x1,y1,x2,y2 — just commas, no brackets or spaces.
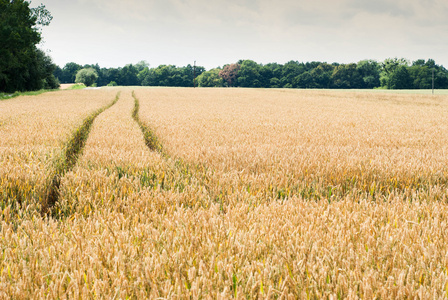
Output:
1,87,448,299
0,89,118,217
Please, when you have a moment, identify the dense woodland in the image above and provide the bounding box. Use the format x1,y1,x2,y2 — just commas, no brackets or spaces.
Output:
56,58,448,90
0,0,58,93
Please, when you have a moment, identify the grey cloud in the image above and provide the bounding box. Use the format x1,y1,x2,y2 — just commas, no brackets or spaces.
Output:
281,6,355,28
350,0,448,25
349,0,414,17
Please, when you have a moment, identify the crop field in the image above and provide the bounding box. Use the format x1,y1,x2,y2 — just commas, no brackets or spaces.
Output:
1,87,448,299
0,89,119,215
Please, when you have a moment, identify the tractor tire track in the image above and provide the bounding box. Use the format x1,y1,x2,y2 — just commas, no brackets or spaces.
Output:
42,92,121,216
131,91,165,155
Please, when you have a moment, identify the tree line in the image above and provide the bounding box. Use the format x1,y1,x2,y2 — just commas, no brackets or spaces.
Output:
59,58,448,90
193,58,448,89
0,0,59,93
55,62,205,88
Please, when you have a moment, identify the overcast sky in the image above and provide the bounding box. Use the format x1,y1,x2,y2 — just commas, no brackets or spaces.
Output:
36,0,448,70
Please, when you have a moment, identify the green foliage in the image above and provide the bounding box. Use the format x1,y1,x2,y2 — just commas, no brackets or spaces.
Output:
31,4,53,26
408,59,448,89
0,89,56,101
357,60,380,88
237,60,262,88
75,68,99,87
269,77,281,88
54,58,448,90
408,65,432,89
281,61,305,88
118,64,139,86
380,57,409,88
387,65,412,89
68,83,86,90
139,64,204,87
97,67,120,86
381,58,409,75
309,63,334,88
135,60,149,72
332,63,362,89
197,69,223,87
59,62,82,83
36,49,60,89
294,72,314,88
107,81,118,87
0,0,56,92
141,65,176,86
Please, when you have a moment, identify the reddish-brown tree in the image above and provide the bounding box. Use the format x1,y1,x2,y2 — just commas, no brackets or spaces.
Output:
219,63,241,87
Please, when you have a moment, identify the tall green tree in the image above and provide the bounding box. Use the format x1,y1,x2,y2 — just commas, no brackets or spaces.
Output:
237,60,262,87
387,65,412,89
0,0,55,92
139,65,175,86
118,64,139,86
260,63,282,88
357,60,380,88
197,68,223,87
75,68,98,87
281,61,305,88
380,58,409,88
331,63,363,89
408,65,432,89
33,48,59,89
294,71,314,88
58,62,82,83
99,67,120,87
310,63,334,88
410,59,448,89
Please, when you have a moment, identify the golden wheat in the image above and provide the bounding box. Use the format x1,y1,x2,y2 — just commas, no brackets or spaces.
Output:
135,88,448,203
1,87,448,299
0,89,118,213
55,89,161,216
